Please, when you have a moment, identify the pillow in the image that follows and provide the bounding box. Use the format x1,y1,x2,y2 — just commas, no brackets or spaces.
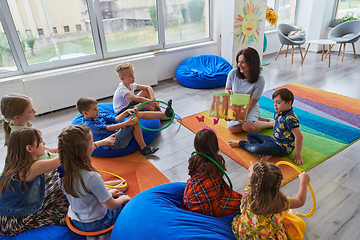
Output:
111,182,237,240
176,55,232,89
71,103,160,158
0,225,85,240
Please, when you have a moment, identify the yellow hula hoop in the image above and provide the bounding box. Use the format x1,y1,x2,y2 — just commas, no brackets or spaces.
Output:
97,170,127,189
275,161,316,218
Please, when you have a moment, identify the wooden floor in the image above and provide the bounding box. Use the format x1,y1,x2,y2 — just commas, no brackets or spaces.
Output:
1,50,360,239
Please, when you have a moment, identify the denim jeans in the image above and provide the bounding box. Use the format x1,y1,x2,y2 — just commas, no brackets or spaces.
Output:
240,133,287,157
71,205,124,237
109,125,133,150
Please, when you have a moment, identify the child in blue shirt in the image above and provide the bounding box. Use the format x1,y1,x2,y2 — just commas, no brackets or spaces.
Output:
229,88,304,164
77,97,172,155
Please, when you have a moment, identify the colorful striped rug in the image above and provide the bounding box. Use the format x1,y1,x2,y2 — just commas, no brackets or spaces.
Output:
179,83,360,184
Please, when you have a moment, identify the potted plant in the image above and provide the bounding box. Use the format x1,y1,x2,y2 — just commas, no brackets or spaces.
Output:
330,11,360,27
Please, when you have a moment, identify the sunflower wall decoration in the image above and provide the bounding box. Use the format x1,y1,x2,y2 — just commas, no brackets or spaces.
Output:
232,0,265,46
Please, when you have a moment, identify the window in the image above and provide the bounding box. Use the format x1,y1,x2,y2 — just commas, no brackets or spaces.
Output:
5,0,96,67
334,0,360,19
266,0,298,29
0,0,212,78
163,0,210,45
0,22,18,74
37,28,44,36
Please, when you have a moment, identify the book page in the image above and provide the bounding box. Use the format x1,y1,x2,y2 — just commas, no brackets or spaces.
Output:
228,94,250,121
209,93,230,118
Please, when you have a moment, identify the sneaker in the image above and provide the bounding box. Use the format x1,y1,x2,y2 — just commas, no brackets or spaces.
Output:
165,99,173,118
140,146,159,155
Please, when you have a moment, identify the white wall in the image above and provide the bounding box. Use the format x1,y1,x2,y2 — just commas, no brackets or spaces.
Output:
262,0,347,55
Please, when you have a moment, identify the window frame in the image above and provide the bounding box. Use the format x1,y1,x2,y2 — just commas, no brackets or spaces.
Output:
0,0,214,79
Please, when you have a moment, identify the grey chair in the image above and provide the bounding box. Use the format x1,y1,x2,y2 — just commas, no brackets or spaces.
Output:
275,23,306,63
328,20,360,61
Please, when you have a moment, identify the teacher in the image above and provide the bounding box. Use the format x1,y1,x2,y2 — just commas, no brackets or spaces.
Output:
225,47,273,134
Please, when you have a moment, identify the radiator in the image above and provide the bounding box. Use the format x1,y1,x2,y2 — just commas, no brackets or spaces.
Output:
22,54,158,114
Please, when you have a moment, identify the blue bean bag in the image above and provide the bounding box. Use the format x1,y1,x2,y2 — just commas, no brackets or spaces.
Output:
111,182,237,240
71,103,160,158
0,225,85,240
176,54,233,89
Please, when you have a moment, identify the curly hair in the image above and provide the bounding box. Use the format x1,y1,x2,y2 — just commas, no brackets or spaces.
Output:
249,161,288,215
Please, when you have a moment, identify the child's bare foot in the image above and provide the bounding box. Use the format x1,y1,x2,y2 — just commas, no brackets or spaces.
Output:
106,180,128,192
260,155,272,162
258,116,272,122
228,140,239,148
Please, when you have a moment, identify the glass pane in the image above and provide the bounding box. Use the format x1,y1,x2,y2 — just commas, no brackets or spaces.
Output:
7,0,96,65
0,22,18,74
100,0,159,52
277,0,297,25
163,0,210,44
336,0,360,19
265,0,276,28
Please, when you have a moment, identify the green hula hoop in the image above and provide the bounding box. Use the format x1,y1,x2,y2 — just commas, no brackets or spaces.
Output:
191,151,233,189
134,100,175,132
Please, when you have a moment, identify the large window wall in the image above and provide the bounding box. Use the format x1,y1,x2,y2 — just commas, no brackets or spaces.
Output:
0,0,211,78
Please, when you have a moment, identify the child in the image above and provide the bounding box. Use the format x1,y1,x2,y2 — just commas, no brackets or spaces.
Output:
181,128,242,217
1,93,58,159
77,97,172,155
232,161,310,239
58,125,131,235
0,128,67,236
112,62,161,115
229,88,304,165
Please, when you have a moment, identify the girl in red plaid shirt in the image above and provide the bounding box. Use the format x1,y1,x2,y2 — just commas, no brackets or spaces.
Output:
181,128,242,217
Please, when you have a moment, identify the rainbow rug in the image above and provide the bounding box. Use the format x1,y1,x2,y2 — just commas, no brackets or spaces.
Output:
91,152,170,197
179,83,360,184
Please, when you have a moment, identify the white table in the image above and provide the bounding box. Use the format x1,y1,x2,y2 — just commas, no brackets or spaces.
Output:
301,39,336,67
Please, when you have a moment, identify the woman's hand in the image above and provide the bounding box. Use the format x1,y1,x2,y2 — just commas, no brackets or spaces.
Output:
225,87,233,94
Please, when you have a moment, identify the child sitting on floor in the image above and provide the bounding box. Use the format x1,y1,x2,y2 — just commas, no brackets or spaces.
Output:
232,161,310,239
229,88,304,165
1,93,58,159
0,128,67,236
181,128,242,217
77,97,172,155
58,125,130,235
113,62,161,115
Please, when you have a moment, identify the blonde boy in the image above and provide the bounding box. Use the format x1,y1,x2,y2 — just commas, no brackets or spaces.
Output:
113,62,160,115
77,97,172,155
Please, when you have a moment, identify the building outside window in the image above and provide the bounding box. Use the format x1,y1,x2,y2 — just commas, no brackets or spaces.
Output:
63,26,70,33
53,27,57,34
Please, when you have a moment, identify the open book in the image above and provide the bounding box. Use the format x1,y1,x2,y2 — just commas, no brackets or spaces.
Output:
209,92,250,121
